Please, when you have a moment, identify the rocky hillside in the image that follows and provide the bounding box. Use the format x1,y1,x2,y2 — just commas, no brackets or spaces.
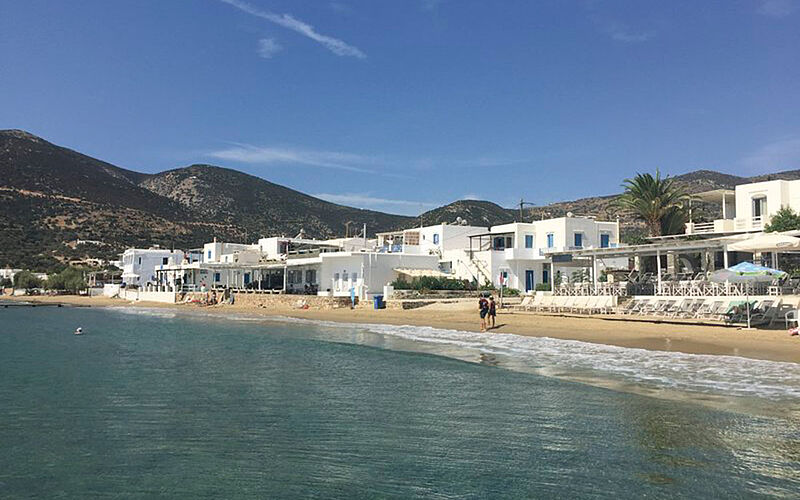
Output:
0,130,413,269
140,165,412,240
3,128,799,270
418,200,515,227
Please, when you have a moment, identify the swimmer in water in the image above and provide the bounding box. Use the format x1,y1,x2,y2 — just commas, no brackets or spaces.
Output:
74,327,83,335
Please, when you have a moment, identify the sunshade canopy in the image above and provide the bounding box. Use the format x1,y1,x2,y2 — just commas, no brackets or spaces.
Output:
727,233,800,252
710,262,787,284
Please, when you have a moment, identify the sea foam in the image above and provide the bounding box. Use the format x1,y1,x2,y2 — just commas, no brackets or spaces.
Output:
269,316,800,401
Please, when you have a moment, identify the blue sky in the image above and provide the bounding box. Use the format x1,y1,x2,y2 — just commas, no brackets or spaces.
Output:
1,0,799,215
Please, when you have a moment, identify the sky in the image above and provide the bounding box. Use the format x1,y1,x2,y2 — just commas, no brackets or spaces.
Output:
1,0,799,215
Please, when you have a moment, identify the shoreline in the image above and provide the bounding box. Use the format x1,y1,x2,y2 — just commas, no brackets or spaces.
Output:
6,294,800,364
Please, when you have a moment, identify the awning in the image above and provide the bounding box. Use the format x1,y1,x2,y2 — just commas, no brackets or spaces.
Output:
727,233,800,252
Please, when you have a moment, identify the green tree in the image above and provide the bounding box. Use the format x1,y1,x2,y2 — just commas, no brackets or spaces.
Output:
615,170,689,237
764,206,800,232
13,270,42,290
47,267,87,292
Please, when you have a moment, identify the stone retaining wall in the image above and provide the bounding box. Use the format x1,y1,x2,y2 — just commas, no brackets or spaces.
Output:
232,293,353,310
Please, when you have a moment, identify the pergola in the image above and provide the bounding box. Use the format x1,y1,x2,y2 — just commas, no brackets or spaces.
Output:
547,234,746,289
468,231,515,254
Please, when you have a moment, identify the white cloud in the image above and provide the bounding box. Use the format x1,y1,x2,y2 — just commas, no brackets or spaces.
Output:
608,29,654,43
758,0,796,18
740,137,800,172
257,38,282,58
421,0,445,11
220,0,366,58
208,144,377,173
598,20,654,43
314,192,438,214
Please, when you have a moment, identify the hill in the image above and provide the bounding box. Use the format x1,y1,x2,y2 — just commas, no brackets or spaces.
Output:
418,200,515,227
3,129,800,270
0,130,413,269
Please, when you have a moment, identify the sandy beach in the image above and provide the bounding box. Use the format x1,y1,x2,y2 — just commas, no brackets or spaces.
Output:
6,294,800,364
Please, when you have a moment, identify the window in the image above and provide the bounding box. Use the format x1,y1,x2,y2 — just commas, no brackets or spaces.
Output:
137,257,142,265
546,233,554,248
574,233,583,248
162,257,169,265
334,273,340,281
352,272,358,281
305,270,316,283
343,272,349,282
600,233,610,248
493,236,506,250
433,233,440,244
207,250,212,260
525,234,534,248
214,272,221,282
244,273,251,285
753,196,767,218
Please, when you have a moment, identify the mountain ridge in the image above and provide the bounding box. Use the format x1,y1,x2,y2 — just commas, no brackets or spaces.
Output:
3,129,800,270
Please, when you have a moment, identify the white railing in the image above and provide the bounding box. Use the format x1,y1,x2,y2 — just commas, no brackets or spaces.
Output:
691,222,716,234
734,216,764,231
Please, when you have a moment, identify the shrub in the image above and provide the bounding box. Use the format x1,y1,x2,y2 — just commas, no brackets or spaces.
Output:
13,271,42,290
765,206,800,233
535,283,551,291
390,276,473,291
47,267,86,292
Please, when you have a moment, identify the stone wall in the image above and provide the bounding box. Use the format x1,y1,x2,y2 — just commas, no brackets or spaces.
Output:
232,293,353,310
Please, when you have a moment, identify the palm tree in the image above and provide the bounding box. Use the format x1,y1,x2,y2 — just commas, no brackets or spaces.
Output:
615,171,689,237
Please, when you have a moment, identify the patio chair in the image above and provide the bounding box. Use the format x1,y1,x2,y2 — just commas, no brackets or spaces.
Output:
643,299,667,316
568,296,587,313
629,298,652,315
785,308,800,329
597,296,615,314
654,299,676,317
677,299,704,318
665,299,688,318
536,295,554,312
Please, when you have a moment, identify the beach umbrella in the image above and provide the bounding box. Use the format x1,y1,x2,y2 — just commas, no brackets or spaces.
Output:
727,233,800,253
710,262,787,328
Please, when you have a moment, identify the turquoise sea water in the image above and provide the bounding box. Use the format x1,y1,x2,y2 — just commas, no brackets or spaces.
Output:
1,306,799,498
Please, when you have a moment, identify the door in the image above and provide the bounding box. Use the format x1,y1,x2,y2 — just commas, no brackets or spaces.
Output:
525,270,534,292
600,233,610,248
542,268,550,285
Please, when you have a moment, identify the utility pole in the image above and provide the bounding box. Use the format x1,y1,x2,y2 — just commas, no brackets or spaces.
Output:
344,221,353,238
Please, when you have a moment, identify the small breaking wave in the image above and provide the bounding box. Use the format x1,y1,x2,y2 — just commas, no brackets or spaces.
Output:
267,316,800,402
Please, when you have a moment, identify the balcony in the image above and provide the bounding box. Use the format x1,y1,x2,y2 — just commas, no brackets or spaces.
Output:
686,216,763,235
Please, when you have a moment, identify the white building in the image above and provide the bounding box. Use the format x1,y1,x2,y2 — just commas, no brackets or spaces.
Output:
121,248,184,286
686,179,800,235
377,223,490,282
465,216,622,292
1,267,22,283
154,235,435,298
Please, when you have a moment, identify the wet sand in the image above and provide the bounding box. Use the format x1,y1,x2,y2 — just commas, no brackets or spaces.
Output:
6,295,800,364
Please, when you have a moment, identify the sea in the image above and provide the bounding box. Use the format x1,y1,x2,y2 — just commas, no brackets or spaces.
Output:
1,304,798,498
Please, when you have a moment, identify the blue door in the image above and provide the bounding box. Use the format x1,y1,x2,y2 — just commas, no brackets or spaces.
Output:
525,270,534,292
601,233,610,248
542,269,550,284
244,273,251,285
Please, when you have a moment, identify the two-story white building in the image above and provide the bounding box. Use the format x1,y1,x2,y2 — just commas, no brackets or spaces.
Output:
464,216,622,292
686,179,800,235
121,247,184,286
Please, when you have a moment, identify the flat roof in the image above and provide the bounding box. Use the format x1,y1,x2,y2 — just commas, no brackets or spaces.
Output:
691,189,736,203
549,234,747,259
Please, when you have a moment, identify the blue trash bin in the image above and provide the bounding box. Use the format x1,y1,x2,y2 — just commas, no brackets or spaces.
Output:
373,295,384,309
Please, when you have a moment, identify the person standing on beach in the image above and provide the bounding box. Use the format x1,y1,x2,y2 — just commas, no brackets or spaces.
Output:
478,295,489,332
488,296,497,329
